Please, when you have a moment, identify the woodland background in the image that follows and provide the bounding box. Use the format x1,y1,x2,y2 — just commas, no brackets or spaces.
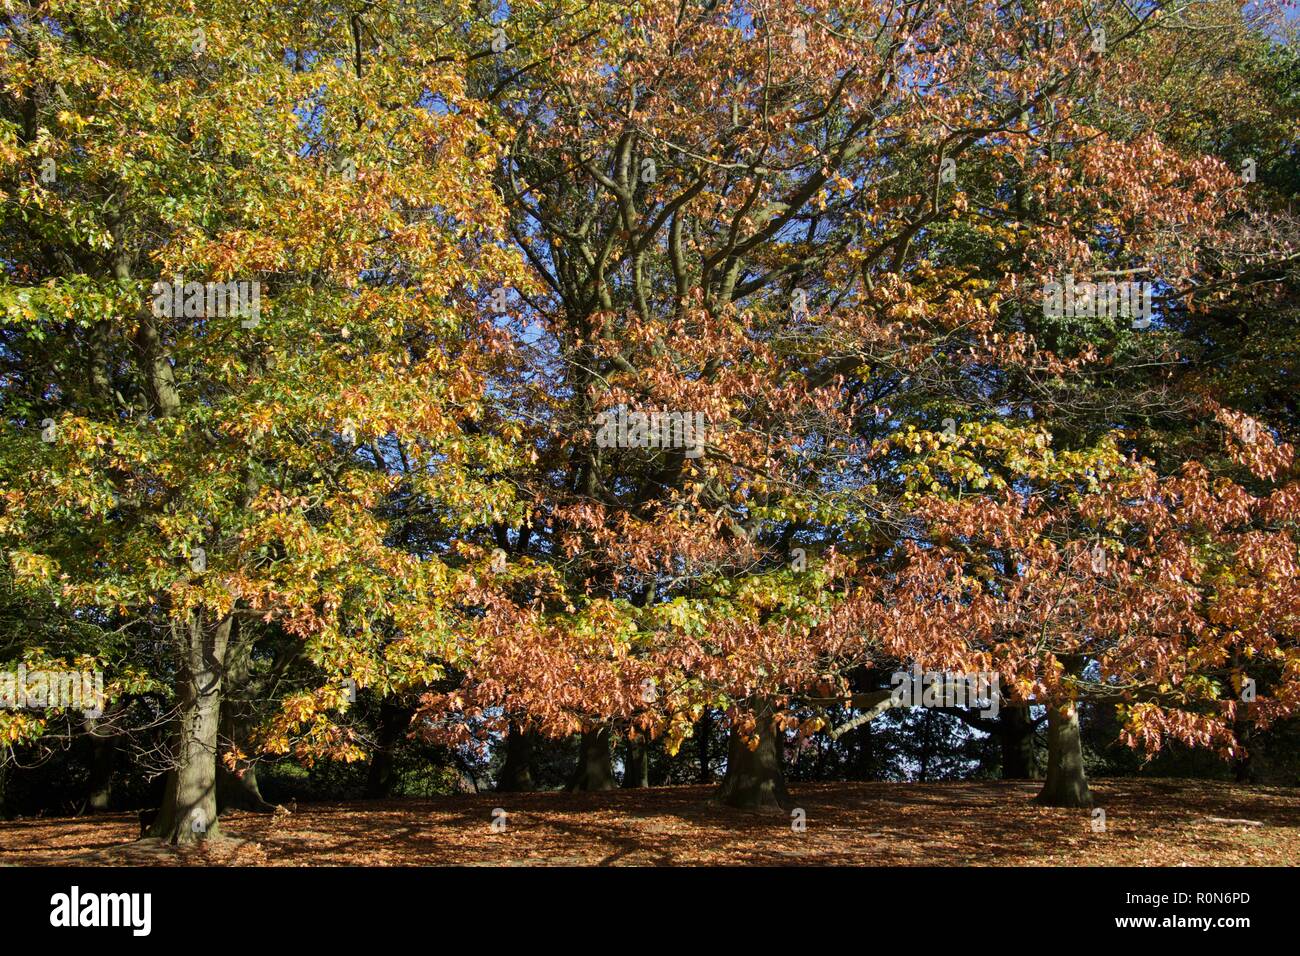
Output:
0,0,1298,855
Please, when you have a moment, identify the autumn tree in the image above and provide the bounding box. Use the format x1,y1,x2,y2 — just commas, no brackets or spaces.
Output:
3,0,1295,829
0,0,523,840
415,0,1300,810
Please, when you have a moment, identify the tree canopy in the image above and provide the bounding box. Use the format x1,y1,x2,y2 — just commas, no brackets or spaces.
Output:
1,0,1297,837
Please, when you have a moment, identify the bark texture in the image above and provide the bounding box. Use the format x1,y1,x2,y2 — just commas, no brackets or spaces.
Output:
496,722,538,793
715,700,790,809
148,612,231,843
1034,699,1092,807
567,727,616,792
622,735,650,788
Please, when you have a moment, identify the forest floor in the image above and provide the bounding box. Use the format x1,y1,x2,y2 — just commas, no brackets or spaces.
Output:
1,778,1297,866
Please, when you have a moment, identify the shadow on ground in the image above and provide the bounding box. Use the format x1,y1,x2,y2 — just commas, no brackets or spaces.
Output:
2,778,1296,866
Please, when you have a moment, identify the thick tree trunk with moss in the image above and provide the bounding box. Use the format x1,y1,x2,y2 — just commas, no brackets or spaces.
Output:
622,735,650,788
567,726,616,791
715,700,789,809
1034,699,1092,807
148,612,231,843
496,721,538,792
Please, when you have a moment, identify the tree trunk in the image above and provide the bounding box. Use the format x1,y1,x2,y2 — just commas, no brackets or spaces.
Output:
999,705,1037,779
849,721,875,780
85,716,116,812
148,611,231,843
695,709,713,783
567,726,616,791
1034,699,1092,807
216,621,274,812
1232,723,1253,780
366,701,413,798
217,762,269,812
715,700,789,809
496,721,537,792
622,735,650,788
